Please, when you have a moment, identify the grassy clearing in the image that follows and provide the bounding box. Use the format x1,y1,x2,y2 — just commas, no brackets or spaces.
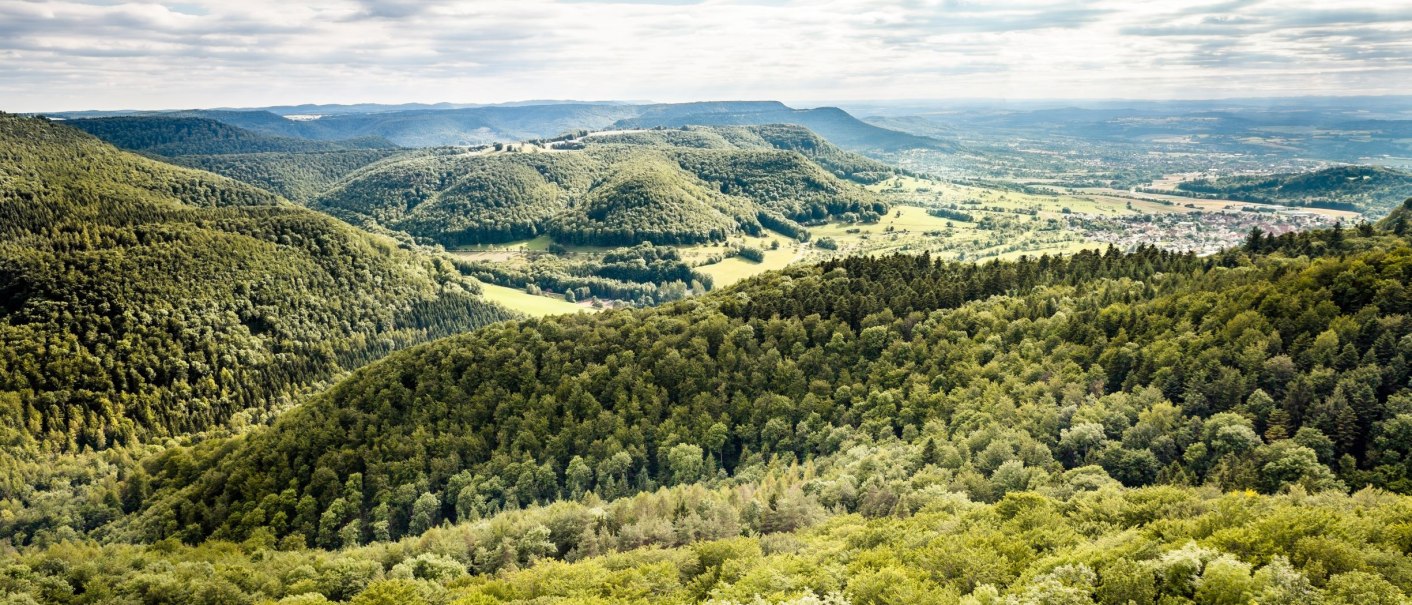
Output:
697,242,799,287
479,282,586,317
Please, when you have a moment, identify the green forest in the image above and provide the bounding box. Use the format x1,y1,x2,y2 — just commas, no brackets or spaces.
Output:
170,149,413,203
4,110,1412,605
0,114,513,554
312,126,890,249
1171,165,1412,214
1,197,1408,602
66,116,396,157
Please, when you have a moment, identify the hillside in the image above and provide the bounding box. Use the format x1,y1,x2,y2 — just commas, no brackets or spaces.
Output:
1174,165,1412,214
0,114,513,454
312,125,888,247
672,149,886,224
596,124,899,182
64,116,396,156
168,148,413,203
314,149,599,246
548,153,760,246
119,221,1412,553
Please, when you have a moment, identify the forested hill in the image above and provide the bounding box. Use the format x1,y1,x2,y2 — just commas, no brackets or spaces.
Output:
124,216,1412,553
313,125,890,247
0,114,513,454
167,148,414,203
1174,165,1412,214
64,116,397,156
612,102,947,152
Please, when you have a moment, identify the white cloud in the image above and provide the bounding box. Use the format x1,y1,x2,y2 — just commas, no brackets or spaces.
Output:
2,0,1410,111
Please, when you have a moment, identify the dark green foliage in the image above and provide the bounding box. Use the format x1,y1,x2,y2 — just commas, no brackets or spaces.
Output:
66,116,394,156
928,207,975,222
0,114,512,454
170,149,411,202
1177,165,1412,214
317,150,598,245
123,223,1412,547
671,149,884,224
594,243,703,285
734,245,766,262
547,153,759,246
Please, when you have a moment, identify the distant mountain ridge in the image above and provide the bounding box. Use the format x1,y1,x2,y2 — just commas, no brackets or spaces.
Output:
65,115,396,155
50,101,947,153
612,102,947,152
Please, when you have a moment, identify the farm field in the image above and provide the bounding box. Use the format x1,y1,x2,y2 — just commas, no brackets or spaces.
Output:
478,282,588,317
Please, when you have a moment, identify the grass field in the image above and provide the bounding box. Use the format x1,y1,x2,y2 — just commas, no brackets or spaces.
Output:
696,241,800,287
479,282,587,317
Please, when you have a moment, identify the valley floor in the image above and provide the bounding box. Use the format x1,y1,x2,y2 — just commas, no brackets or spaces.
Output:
454,174,1354,316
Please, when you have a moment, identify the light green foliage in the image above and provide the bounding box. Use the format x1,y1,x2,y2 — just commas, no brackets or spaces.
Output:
4,484,1409,604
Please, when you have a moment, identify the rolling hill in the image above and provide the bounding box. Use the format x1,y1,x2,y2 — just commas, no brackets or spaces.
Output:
4,114,1412,601
547,153,760,246
167,148,414,203
0,113,512,454
613,102,949,152
312,125,889,247
1174,165,1412,214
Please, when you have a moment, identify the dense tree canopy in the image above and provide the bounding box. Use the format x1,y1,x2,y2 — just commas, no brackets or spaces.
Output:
5,108,1412,604
171,149,412,203
311,125,889,248
0,114,512,455
117,217,1412,554
66,116,394,156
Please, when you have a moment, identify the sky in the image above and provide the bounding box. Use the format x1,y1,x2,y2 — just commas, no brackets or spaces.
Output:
3,0,1412,112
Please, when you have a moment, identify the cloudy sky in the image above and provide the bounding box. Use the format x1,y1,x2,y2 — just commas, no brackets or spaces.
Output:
3,0,1411,112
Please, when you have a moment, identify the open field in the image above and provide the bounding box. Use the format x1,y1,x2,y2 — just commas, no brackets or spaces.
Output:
693,237,801,287
479,282,588,316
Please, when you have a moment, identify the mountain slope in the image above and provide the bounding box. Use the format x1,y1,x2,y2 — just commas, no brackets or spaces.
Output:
547,153,760,245
168,148,413,203
0,114,513,452
65,116,395,156
125,223,1412,547
312,125,887,247
593,124,899,181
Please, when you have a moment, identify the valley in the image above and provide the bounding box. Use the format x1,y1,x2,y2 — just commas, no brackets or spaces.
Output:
448,171,1354,315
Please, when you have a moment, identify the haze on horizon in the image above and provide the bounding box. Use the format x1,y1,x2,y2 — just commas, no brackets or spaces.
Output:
3,0,1411,113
